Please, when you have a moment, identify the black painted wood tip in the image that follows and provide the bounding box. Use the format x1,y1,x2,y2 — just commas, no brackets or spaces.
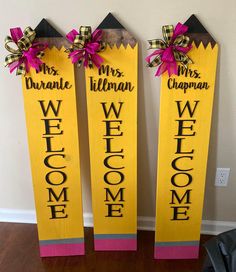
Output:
184,14,207,33
97,13,125,29
184,14,216,47
35,19,62,38
97,13,136,48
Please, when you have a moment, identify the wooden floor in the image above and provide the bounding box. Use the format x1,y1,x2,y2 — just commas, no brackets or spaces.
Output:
0,223,212,272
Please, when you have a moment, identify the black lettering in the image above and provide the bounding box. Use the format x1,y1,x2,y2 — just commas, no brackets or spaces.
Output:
43,136,65,153
105,203,124,217
175,137,194,154
170,189,192,204
105,188,125,202
101,102,123,119
47,187,68,202
44,154,66,169
104,137,124,153
103,120,123,136
42,119,63,135
45,171,67,186
176,119,196,136
171,172,192,187
176,101,199,118
171,156,193,171
171,206,190,220
48,204,68,219
104,155,124,169
104,171,124,185
39,100,62,117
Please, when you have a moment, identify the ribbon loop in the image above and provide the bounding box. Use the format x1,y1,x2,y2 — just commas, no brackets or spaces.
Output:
162,25,174,45
23,27,36,41
73,36,86,49
148,55,162,67
65,26,106,69
16,62,26,76
4,26,48,76
146,22,193,77
17,27,36,51
5,36,21,54
174,51,193,67
17,36,31,51
4,53,22,67
174,35,190,48
73,26,93,49
148,39,166,49
80,26,92,41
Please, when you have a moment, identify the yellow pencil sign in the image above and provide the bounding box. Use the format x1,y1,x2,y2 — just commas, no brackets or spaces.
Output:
21,20,84,257
154,15,218,259
85,14,138,251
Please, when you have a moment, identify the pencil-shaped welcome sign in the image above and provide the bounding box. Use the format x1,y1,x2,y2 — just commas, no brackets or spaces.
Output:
20,20,84,257
148,15,218,259
85,13,138,251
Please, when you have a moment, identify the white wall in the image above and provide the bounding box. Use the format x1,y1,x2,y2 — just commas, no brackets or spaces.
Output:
0,0,236,222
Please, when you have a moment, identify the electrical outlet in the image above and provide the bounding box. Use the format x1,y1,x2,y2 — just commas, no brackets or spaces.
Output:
215,168,230,187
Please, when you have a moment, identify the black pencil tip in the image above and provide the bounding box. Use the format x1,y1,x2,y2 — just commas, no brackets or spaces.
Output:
35,19,62,38
184,14,208,33
97,13,125,29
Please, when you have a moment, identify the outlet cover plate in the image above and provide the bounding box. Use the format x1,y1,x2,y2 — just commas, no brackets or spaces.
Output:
215,168,230,187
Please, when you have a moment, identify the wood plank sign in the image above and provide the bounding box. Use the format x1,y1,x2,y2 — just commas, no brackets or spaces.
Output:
85,13,138,251
151,15,218,259
19,20,84,257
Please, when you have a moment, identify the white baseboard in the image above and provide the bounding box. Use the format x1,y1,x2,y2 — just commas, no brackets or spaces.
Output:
201,220,236,235
0,209,37,224
1,209,236,235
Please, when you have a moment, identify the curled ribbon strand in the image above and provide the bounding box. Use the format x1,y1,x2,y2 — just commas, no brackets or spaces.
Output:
65,26,106,69
146,23,193,77
4,27,48,76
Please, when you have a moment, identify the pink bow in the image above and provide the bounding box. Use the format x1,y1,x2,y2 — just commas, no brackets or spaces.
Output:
66,28,105,69
146,23,192,77
5,27,48,75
